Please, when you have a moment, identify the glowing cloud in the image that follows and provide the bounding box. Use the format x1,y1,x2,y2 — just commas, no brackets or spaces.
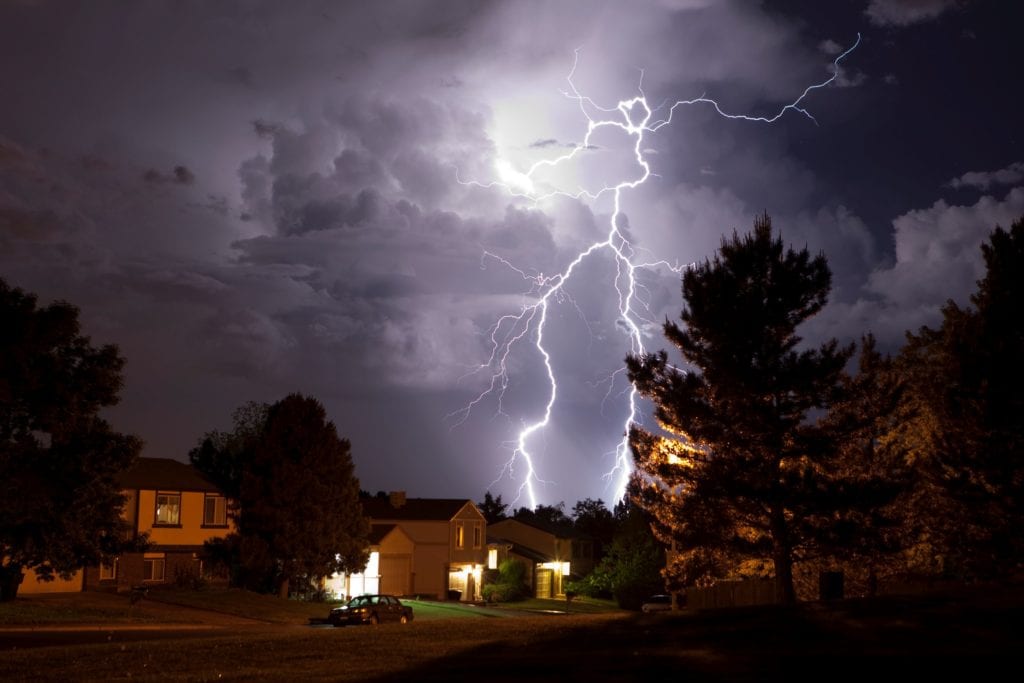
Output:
455,35,861,509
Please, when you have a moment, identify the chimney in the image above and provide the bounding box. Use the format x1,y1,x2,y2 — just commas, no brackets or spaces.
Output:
389,491,406,509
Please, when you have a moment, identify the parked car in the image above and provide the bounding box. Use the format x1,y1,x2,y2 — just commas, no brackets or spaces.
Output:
641,594,672,613
328,594,414,626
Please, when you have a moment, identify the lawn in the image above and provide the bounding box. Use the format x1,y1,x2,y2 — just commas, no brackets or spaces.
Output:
3,584,1023,681
0,589,514,627
487,595,623,614
143,586,341,625
0,591,168,625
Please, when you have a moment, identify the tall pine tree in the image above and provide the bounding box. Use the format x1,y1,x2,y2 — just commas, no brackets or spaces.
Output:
627,214,856,604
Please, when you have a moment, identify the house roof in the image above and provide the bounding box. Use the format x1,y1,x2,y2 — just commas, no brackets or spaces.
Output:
361,497,476,522
490,517,580,540
368,524,398,544
117,457,222,493
488,536,553,563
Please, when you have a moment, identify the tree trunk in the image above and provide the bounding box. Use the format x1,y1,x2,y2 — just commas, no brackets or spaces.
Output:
0,563,25,602
277,576,289,599
770,507,796,605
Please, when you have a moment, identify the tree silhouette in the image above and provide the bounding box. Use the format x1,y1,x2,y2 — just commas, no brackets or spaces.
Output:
896,216,1024,578
192,393,369,597
0,279,140,600
627,214,854,604
477,491,509,524
571,498,615,560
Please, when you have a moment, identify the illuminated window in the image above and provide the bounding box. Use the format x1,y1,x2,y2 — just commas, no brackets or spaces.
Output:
155,493,181,525
143,556,166,582
455,522,465,549
203,495,227,526
488,548,497,570
99,559,118,580
473,522,482,549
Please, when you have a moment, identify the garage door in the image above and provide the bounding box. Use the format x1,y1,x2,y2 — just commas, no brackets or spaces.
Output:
380,555,411,596
535,568,553,598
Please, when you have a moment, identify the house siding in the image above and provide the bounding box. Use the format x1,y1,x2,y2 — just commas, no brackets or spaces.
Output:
18,458,234,595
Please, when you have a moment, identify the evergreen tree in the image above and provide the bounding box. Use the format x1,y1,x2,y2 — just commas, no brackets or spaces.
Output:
0,279,141,600
477,491,509,524
812,335,913,594
627,214,854,604
897,216,1024,578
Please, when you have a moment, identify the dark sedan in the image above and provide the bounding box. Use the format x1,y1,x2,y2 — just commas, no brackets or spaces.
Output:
327,594,414,626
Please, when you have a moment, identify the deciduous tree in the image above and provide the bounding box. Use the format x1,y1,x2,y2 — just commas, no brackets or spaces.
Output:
191,393,369,597
0,279,140,600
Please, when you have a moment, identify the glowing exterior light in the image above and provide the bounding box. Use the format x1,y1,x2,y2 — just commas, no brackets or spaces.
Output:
457,36,861,509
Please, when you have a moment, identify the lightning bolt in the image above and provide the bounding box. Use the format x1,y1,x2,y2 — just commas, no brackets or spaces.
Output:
453,34,861,509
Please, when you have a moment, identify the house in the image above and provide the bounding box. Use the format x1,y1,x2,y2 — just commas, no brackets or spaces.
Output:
18,457,235,595
326,491,488,601
322,523,414,599
487,518,594,598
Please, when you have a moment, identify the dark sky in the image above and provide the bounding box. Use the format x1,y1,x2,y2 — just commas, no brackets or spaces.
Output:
2,0,1021,509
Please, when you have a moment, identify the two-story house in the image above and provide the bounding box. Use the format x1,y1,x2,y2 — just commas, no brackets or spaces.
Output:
488,518,594,598
18,457,234,595
85,457,234,591
325,491,488,601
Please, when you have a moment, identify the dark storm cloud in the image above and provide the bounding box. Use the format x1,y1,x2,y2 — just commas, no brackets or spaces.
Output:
864,0,962,26
947,162,1024,191
143,165,195,185
1,0,1018,505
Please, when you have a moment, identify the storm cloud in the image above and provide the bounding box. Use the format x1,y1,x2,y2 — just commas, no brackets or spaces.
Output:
1,0,1020,506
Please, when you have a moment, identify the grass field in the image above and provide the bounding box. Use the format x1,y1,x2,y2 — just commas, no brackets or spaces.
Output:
3,583,1021,681
0,588,623,627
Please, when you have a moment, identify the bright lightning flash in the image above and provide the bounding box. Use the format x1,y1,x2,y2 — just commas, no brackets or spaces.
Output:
453,35,861,509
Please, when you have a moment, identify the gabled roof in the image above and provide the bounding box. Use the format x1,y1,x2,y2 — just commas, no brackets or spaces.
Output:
490,517,578,540
488,536,554,564
117,457,222,493
368,524,398,545
362,497,477,522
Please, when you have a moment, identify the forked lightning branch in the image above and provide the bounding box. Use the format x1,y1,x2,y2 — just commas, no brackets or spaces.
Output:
452,35,861,509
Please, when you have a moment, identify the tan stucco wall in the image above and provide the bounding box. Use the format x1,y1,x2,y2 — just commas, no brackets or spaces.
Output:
18,567,84,594
135,490,234,546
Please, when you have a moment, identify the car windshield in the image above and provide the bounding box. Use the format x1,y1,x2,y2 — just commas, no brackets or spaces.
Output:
349,596,370,607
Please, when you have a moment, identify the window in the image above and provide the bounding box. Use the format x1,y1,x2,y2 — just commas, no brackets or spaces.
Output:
488,548,498,570
143,556,166,582
99,559,118,580
455,522,465,549
473,522,482,549
155,492,181,525
203,494,227,526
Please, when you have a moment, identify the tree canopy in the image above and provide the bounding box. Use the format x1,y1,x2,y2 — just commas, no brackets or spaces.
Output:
191,393,369,597
627,214,863,604
895,216,1024,578
0,279,141,601
477,491,509,524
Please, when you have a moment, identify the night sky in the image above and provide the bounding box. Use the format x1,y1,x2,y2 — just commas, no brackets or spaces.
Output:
2,0,1021,508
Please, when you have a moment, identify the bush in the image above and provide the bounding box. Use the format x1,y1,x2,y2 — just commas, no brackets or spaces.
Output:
173,564,206,590
483,559,529,602
483,583,524,603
